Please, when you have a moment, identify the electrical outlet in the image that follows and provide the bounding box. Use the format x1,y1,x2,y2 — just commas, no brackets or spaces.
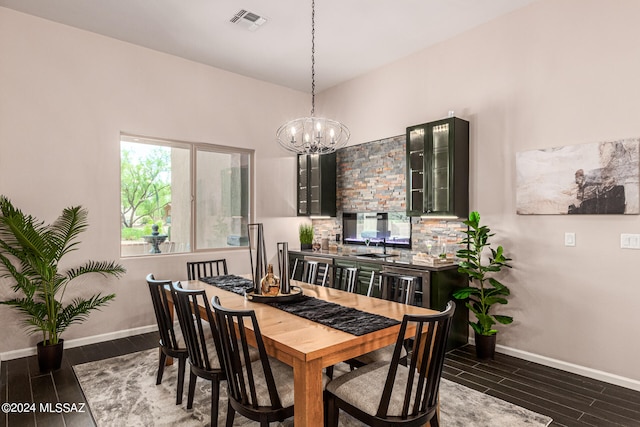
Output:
564,232,575,247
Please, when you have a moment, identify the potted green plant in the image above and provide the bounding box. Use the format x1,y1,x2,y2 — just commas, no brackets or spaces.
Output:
453,211,513,360
299,223,314,250
0,196,126,372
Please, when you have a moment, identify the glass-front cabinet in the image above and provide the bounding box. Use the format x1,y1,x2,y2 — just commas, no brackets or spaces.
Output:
406,117,469,218
297,153,336,216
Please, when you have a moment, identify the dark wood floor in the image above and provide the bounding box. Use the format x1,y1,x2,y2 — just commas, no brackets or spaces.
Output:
2,333,639,426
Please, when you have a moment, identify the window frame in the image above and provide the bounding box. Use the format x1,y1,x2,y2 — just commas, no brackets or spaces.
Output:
120,133,254,257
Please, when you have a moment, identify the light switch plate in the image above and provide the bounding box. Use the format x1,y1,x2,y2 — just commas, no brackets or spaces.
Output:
621,233,640,249
564,232,576,247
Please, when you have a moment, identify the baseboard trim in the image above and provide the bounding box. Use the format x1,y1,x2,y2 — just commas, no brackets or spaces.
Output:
468,337,640,392
0,325,158,362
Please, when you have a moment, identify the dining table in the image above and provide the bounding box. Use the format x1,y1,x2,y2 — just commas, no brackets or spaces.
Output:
170,274,439,427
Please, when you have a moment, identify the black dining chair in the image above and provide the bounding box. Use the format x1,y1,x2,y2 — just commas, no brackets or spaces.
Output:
380,271,420,306
291,258,331,285
325,301,456,427
323,264,359,292
171,282,226,426
186,259,228,280
212,295,307,426
145,273,188,405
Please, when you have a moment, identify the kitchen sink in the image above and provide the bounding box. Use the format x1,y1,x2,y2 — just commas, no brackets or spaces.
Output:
354,253,398,259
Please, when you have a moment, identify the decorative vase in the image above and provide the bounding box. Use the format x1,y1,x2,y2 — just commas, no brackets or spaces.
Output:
474,332,496,360
260,264,280,296
37,339,64,372
277,242,291,294
248,223,267,294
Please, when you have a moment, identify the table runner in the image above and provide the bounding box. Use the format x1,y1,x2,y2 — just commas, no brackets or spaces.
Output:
199,275,400,336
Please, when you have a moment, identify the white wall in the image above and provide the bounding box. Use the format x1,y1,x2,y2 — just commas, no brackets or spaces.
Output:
2,0,639,388
0,7,310,354
321,0,640,383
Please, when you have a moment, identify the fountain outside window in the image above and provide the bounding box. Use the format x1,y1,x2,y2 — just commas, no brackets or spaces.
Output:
143,224,168,254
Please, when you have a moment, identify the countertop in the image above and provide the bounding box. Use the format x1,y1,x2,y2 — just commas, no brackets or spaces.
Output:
288,248,459,272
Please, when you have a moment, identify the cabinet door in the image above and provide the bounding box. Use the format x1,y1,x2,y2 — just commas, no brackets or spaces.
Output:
297,153,336,217
426,121,452,215
297,155,309,215
356,262,381,296
308,155,322,215
406,117,468,218
406,126,426,216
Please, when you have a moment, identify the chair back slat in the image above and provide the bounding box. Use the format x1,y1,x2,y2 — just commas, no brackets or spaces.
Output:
367,270,383,297
375,301,455,420
146,274,180,350
187,259,228,280
212,296,284,410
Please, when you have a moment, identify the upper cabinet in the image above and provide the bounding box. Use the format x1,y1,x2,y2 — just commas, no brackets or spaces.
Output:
406,117,469,218
297,153,337,217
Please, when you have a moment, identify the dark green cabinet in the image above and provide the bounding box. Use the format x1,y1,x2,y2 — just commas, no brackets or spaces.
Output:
406,117,469,218
297,153,336,217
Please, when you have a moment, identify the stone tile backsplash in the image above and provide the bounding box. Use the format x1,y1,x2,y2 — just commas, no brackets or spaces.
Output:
311,134,467,256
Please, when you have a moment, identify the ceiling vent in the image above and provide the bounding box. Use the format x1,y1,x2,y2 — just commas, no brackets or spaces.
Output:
230,9,267,32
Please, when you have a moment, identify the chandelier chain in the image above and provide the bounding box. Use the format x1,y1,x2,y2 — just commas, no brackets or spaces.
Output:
310,0,316,117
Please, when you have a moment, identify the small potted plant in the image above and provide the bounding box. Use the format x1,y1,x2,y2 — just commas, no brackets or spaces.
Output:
299,223,314,250
0,196,126,372
453,211,513,360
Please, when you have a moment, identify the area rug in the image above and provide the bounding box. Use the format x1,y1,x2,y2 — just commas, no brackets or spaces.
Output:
74,349,553,427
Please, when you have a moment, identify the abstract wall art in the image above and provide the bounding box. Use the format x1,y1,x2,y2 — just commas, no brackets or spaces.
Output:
516,138,640,215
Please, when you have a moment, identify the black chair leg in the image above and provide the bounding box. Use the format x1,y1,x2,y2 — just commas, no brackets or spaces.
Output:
211,379,220,426
156,350,166,385
225,400,235,427
326,393,339,427
326,365,334,379
176,356,186,405
187,371,197,409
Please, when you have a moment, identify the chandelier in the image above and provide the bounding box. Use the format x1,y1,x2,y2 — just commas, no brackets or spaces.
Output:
276,0,350,155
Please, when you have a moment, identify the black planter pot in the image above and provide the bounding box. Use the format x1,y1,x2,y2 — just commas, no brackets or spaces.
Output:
37,339,64,372
474,332,496,360
300,243,312,250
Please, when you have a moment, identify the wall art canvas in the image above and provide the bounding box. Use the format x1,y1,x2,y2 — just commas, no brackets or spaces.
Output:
516,138,640,215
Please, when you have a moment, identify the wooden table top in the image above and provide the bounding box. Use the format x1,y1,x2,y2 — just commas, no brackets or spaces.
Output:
180,276,438,367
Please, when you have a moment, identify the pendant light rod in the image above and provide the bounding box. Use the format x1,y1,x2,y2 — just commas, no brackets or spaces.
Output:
310,0,316,117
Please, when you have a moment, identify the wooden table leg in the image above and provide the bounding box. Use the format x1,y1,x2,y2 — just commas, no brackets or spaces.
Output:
293,357,324,427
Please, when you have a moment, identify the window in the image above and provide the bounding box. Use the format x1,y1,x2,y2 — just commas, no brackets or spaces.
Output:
120,134,252,257
342,212,412,249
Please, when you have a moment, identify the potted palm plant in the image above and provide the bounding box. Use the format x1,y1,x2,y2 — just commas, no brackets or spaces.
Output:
299,223,314,250
0,196,126,372
453,211,513,360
